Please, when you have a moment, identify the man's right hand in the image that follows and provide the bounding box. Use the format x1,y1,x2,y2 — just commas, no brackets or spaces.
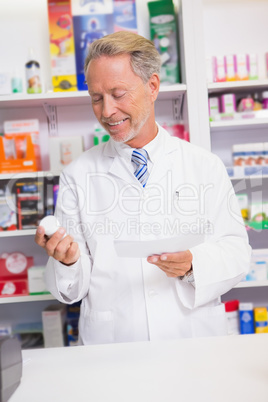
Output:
35,226,80,266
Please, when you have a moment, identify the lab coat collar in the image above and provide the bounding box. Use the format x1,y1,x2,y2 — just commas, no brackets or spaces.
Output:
103,123,179,185
103,123,177,158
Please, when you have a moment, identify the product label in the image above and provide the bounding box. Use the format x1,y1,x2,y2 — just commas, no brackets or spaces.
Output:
5,253,27,274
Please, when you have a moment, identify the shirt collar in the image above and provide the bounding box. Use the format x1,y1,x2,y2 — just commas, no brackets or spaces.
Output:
112,122,165,164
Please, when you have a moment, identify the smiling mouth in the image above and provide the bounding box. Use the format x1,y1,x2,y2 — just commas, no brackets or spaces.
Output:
106,118,128,127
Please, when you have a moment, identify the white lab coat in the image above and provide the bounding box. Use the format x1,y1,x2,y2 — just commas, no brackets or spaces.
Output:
45,125,251,344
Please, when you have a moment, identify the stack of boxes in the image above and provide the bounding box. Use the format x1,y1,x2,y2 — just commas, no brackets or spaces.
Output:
0,253,49,297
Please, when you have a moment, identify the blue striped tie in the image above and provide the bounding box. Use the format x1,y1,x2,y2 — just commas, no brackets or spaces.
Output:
131,148,149,187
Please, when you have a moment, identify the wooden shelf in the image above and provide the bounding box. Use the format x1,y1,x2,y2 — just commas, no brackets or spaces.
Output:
0,84,187,108
0,294,55,304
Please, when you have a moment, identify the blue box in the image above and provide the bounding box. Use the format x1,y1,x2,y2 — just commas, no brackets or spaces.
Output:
239,303,255,334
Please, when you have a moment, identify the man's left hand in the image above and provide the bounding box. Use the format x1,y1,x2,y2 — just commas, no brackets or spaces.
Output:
147,250,193,278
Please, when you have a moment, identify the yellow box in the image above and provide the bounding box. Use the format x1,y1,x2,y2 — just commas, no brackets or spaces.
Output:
254,307,268,333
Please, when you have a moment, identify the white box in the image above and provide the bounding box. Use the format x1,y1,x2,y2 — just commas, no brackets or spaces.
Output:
42,304,66,348
0,73,12,95
49,136,84,171
27,266,49,295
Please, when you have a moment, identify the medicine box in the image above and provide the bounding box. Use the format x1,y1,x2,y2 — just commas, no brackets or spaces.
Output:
48,136,84,171
221,94,236,114
0,254,33,279
239,303,254,334
212,56,226,82
0,195,17,231
47,0,77,92
0,73,12,95
27,266,50,295
1,120,41,174
254,307,268,333
208,97,220,118
148,0,180,85
42,304,66,348
0,279,28,297
224,55,236,81
235,54,248,80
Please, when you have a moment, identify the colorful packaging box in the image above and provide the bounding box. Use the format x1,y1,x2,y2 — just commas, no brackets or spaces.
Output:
47,0,77,91
0,254,33,279
235,54,249,80
72,0,114,90
239,303,255,334
221,94,236,114
113,1,137,33
212,56,226,82
1,120,41,174
247,53,258,80
254,307,268,333
66,301,81,346
0,195,17,231
15,180,44,230
0,279,28,297
224,55,236,81
148,0,180,85
208,97,220,118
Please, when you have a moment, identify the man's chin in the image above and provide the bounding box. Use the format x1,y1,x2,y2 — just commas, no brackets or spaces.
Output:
110,131,135,144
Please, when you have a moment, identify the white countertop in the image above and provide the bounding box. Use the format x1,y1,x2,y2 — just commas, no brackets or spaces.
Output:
10,334,268,402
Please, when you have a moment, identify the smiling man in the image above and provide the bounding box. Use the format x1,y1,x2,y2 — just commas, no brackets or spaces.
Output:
35,32,251,345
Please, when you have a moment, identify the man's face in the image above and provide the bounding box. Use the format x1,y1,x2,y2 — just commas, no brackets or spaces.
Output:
86,54,157,147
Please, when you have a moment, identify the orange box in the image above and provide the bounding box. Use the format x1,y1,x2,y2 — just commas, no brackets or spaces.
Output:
1,119,41,173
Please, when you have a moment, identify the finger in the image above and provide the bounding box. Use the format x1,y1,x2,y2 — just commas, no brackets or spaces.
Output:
47,234,73,259
147,254,160,264
35,226,47,248
159,250,192,264
60,242,80,265
157,264,188,277
159,260,192,271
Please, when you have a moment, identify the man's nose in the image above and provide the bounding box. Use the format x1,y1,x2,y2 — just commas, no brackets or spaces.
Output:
102,96,116,119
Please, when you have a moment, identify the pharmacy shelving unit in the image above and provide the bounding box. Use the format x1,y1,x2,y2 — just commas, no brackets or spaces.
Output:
1,0,268,334
199,0,268,306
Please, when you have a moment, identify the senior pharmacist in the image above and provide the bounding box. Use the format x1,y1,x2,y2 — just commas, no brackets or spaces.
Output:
35,32,251,345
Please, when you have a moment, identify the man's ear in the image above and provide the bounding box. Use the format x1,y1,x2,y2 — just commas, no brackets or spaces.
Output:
148,73,160,102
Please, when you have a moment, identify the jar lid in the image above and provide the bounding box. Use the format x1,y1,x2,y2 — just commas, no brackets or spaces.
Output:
224,300,239,312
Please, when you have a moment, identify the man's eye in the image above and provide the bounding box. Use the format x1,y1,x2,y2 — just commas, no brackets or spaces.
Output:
92,97,102,103
113,93,125,99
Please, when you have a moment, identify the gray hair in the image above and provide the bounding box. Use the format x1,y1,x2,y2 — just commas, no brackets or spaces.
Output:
84,31,161,83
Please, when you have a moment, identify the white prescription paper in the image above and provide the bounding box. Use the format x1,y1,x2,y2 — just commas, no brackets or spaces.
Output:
114,234,204,258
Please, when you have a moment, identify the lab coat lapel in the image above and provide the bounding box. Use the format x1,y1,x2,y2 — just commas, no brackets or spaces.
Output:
148,130,177,184
103,140,137,185
108,156,136,184
149,153,173,184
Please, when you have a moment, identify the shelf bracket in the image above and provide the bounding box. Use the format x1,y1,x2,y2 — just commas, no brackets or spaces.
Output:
43,103,58,137
173,94,184,121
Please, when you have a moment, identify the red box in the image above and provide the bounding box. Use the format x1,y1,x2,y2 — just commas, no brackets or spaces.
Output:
0,253,33,279
0,279,29,297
